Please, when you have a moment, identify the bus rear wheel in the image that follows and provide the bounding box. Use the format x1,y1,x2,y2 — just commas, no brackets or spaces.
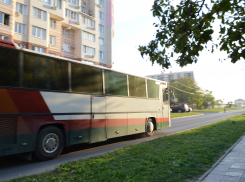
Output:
34,126,64,161
146,118,154,136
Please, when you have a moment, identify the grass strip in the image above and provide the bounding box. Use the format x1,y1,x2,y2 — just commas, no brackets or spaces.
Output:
193,107,244,112
171,112,202,118
9,115,245,182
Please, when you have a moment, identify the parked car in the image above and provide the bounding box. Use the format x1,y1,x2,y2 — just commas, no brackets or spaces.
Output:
170,103,189,113
188,107,192,112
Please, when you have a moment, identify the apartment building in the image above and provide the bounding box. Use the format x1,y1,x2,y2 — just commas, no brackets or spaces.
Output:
0,0,114,68
146,71,195,82
234,99,245,107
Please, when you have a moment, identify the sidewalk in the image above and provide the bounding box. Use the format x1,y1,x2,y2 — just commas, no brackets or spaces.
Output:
198,135,245,182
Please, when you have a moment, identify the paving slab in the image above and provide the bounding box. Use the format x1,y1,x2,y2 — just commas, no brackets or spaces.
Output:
198,135,245,182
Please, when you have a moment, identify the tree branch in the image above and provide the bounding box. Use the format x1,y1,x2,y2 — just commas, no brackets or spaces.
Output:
170,0,191,18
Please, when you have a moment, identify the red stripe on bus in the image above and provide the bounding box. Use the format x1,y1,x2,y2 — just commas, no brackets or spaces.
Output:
69,119,91,130
163,117,169,122
92,119,106,128
128,118,145,125
0,39,16,49
156,118,169,123
7,90,52,114
107,119,127,127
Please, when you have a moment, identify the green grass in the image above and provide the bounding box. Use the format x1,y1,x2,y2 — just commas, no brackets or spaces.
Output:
193,107,244,112
9,115,245,182
171,112,203,118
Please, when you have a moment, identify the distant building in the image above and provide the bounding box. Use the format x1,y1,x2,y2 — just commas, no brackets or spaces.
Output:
146,71,195,82
234,99,245,107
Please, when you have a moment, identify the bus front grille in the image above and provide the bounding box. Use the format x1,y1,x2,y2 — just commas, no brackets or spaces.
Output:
0,117,17,145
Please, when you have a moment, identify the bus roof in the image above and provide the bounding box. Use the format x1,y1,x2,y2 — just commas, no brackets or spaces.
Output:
0,40,167,86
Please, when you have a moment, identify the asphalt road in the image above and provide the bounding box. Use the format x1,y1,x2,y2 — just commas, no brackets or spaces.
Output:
0,109,244,181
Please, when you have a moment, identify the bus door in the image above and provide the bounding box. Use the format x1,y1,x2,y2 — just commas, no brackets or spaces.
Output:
90,96,107,143
162,85,170,129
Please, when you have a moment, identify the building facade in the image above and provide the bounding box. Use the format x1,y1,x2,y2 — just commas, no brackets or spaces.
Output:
234,99,245,107
146,71,195,82
0,0,114,68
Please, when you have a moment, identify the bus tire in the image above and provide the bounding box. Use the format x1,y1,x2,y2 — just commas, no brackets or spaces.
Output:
34,126,64,161
146,118,154,136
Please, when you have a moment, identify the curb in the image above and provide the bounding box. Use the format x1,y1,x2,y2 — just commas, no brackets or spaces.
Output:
171,114,204,120
196,134,245,182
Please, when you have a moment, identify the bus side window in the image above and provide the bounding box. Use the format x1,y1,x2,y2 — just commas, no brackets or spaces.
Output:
104,70,128,96
128,76,146,98
23,53,69,91
71,63,103,94
147,80,159,99
0,47,19,87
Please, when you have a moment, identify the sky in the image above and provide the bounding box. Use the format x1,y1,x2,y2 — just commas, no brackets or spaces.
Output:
111,0,245,104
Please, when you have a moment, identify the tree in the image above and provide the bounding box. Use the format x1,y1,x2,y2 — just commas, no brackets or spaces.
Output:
203,90,215,109
138,0,245,69
215,99,224,105
169,78,203,108
227,101,233,108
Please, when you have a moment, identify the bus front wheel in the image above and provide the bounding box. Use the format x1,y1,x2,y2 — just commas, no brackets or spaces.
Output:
146,118,154,136
34,126,64,161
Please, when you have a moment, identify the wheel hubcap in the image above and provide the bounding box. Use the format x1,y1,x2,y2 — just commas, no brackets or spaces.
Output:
147,122,154,133
42,133,59,153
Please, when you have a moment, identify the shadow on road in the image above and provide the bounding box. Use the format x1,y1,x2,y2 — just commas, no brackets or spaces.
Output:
0,133,146,169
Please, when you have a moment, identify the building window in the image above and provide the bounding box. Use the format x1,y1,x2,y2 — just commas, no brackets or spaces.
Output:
82,16,95,27
0,34,9,40
32,26,46,39
0,0,11,5
99,11,104,19
63,43,69,52
99,0,104,7
82,31,95,42
66,9,79,21
16,43,26,48
83,45,95,55
0,12,10,26
81,7,85,13
99,51,104,59
31,45,46,53
39,0,51,5
62,28,69,36
50,19,56,28
67,0,78,5
16,3,26,15
15,23,26,35
99,24,104,32
54,0,62,9
99,38,104,45
33,7,46,21
49,36,56,46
